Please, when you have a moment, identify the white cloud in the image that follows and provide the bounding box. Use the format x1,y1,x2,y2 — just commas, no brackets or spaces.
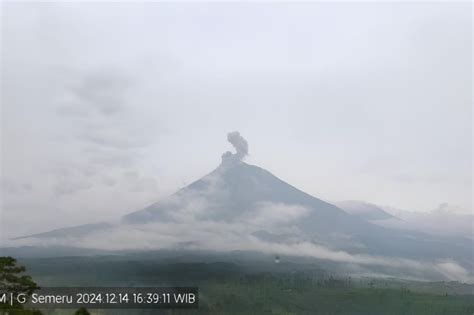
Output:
247,202,310,227
434,260,471,282
8,212,473,283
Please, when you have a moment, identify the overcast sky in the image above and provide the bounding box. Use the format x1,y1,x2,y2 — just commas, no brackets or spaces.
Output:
1,2,472,240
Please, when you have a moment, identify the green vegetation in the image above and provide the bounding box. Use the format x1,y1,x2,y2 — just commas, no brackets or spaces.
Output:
197,274,474,315
11,255,474,314
0,256,42,315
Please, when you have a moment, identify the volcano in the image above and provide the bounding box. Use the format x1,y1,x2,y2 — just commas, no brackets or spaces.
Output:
12,132,473,281
119,158,469,260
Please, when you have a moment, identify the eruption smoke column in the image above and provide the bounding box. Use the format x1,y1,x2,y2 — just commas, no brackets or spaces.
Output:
222,131,248,163
227,131,248,160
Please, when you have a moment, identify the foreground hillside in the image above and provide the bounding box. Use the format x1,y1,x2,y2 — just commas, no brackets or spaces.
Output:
15,254,474,315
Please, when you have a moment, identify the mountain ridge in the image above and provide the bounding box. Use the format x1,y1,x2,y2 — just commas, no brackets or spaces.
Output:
8,154,473,283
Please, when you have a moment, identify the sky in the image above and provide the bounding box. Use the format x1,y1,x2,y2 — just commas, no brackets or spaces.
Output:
0,2,472,240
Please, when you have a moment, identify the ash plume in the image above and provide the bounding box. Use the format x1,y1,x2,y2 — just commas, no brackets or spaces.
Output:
222,131,248,163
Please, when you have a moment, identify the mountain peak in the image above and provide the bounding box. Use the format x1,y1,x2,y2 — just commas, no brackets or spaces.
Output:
123,157,348,226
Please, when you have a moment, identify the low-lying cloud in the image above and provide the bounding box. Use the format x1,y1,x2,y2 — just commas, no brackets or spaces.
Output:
8,207,473,283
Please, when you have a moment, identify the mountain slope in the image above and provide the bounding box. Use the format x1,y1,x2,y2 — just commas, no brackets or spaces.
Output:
123,161,350,224
120,161,472,263
8,160,474,282
335,200,396,221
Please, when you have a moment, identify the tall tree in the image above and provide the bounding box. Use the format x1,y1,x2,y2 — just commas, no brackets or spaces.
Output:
0,256,42,315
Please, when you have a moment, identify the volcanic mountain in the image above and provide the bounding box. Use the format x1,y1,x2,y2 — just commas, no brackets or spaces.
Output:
119,159,468,260
12,132,473,281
